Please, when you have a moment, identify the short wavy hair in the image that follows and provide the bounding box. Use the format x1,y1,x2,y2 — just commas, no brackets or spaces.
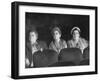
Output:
51,27,61,36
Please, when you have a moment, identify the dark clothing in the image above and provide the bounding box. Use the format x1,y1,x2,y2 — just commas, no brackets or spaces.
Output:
67,37,88,53
49,39,67,54
25,41,47,68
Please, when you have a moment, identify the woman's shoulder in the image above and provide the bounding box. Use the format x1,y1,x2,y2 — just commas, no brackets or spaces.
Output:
67,39,73,43
49,41,55,49
26,42,31,48
61,39,66,43
80,37,88,42
49,41,54,46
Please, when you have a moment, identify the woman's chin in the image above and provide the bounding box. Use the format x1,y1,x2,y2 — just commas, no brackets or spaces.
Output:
54,38,60,41
73,38,79,41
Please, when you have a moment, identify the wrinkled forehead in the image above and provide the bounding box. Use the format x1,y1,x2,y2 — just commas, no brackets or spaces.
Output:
73,30,80,34
54,30,61,35
30,32,35,35
54,30,60,33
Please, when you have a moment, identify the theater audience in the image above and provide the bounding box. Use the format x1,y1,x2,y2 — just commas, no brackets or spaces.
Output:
26,26,89,68
49,27,67,54
67,27,88,53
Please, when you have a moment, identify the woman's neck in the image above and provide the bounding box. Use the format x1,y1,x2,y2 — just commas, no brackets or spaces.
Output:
55,38,60,43
31,41,37,45
73,38,79,43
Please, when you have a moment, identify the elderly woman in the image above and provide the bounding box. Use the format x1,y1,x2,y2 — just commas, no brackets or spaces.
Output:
67,27,88,53
26,30,47,68
49,27,67,54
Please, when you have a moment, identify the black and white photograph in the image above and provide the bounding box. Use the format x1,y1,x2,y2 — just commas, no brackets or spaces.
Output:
25,12,89,68
11,1,97,79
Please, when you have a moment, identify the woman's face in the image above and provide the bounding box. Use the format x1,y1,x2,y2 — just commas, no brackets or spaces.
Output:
53,30,61,40
73,30,80,40
29,32,37,43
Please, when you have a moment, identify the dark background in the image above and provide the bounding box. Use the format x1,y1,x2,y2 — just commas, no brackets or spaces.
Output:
25,12,89,46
